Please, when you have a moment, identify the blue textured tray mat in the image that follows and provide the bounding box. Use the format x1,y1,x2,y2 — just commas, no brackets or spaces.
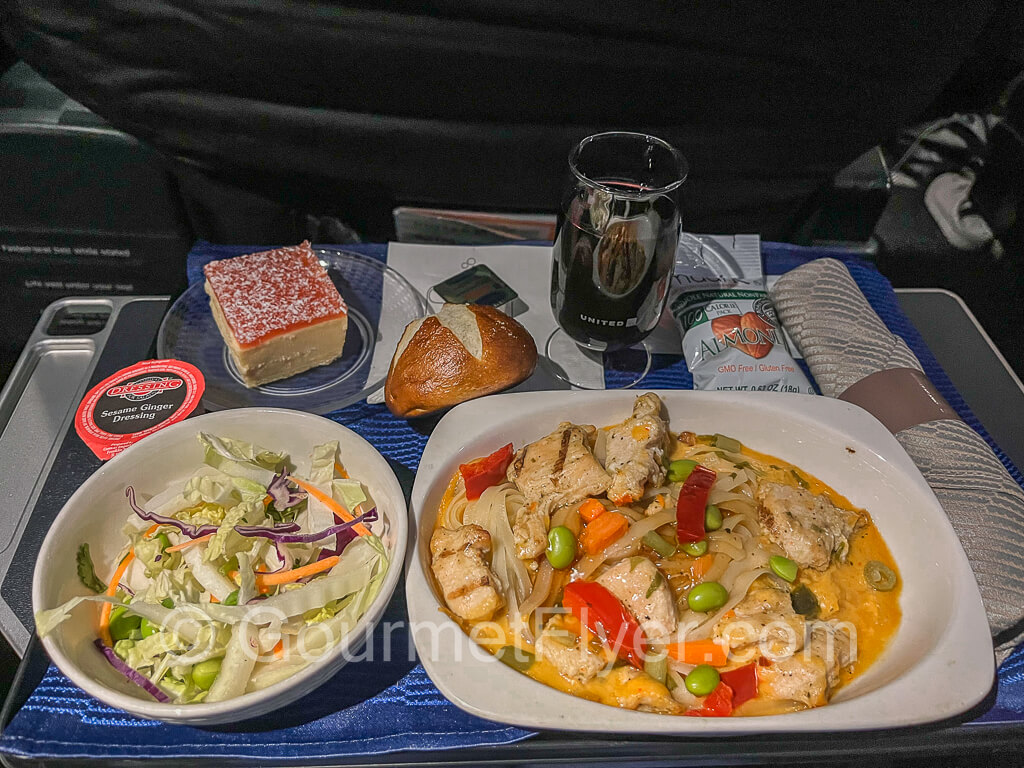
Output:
2,241,1022,762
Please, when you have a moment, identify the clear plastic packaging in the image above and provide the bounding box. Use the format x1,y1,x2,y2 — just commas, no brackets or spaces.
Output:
669,234,814,394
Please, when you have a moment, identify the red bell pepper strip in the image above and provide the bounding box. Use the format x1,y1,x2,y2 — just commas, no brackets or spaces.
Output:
562,580,646,668
683,680,735,717
675,464,717,542
720,662,758,709
459,443,514,501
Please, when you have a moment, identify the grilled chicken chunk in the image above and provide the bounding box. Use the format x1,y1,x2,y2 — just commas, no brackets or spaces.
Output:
608,666,684,714
430,525,503,621
597,557,677,639
534,614,610,684
507,421,611,557
604,393,670,505
756,622,853,708
714,583,805,654
756,481,859,570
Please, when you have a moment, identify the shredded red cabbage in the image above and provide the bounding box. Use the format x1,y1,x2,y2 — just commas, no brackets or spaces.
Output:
235,508,377,544
94,639,171,703
266,471,307,512
124,487,218,539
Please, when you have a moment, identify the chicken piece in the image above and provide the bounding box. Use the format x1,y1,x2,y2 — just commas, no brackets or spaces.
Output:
607,666,684,714
604,393,670,505
642,495,665,517
756,621,854,708
597,557,677,639
511,503,549,561
757,653,829,708
430,525,503,621
714,584,805,655
534,614,611,684
756,481,859,570
507,422,611,557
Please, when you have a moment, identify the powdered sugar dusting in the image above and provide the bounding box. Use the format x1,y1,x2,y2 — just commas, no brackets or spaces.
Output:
203,242,348,347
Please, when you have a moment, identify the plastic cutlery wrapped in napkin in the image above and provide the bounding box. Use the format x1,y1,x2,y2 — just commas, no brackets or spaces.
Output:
770,257,1024,661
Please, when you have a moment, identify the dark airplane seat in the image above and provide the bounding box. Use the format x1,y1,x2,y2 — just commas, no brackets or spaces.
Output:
0,62,194,369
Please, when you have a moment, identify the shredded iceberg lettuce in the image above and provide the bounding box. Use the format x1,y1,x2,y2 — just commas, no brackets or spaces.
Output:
38,432,390,705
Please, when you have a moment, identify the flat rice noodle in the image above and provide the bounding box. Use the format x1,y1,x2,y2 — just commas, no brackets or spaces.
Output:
464,484,531,610
518,559,554,638
577,510,675,579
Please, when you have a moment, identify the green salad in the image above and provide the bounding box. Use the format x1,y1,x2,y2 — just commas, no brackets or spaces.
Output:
37,432,389,704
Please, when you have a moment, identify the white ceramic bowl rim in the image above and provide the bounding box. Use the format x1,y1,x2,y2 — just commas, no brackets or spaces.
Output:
405,390,994,735
32,407,408,724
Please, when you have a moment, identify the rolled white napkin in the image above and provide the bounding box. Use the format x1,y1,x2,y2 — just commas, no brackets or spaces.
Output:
771,258,1024,661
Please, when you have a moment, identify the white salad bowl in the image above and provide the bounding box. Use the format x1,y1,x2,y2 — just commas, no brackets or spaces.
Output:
405,389,994,735
32,407,408,725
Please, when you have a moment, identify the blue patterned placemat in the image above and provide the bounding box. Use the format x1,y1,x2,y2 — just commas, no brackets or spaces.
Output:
3,240,1022,763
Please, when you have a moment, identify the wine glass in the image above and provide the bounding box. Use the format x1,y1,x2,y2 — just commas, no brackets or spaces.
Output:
547,132,688,388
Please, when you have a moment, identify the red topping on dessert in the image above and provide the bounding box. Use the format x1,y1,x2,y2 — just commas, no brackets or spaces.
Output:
203,242,347,348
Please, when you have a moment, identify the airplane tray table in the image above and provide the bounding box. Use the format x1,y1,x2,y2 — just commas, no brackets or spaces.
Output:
2,244,1024,767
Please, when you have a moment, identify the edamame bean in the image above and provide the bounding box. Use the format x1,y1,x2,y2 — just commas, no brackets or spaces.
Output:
687,581,729,612
769,555,798,583
684,664,721,696
704,504,723,531
139,618,159,638
864,560,897,591
545,526,576,569
191,657,223,691
681,540,708,557
667,459,699,483
108,607,141,642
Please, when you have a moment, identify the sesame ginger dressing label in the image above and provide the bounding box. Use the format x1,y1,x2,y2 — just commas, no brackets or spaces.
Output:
75,360,205,460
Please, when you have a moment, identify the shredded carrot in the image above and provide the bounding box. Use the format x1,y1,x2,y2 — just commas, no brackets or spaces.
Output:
209,594,220,604
665,639,728,667
263,494,274,507
165,532,215,552
273,639,285,659
99,551,136,646
578,499,607,523
287,476,371,537
334,461,349,479
255,555,339,588
579,511,628,554
144,524,161,538
690,553,715,582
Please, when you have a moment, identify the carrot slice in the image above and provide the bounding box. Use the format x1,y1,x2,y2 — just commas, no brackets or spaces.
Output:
255,555,339,588
690,553,715,582
579,511,628,554
578,499,607,523
99,551,136,646
165,532,215,552
287,476,371,537
665,639,728,667
273,639,285,659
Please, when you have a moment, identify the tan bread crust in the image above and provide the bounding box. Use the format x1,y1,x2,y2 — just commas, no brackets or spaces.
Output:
384,304,537,417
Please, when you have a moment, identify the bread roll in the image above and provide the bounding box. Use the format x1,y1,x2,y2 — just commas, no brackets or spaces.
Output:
385,303,537,417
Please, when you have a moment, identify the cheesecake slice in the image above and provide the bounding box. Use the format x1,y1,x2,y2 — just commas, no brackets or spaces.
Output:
203,241,348,387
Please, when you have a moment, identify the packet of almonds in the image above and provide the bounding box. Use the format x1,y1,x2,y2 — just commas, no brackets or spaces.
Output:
669,234,814,394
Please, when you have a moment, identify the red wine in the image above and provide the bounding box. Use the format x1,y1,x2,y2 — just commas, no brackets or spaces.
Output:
551,182,678,350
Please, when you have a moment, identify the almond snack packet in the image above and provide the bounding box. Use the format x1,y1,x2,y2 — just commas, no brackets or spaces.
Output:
669,234,814,393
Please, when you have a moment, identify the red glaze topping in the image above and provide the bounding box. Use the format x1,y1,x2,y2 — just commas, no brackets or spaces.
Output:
203,242,347,348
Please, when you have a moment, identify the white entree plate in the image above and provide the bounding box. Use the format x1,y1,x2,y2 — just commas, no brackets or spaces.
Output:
405,390,994,735
33,408,408,725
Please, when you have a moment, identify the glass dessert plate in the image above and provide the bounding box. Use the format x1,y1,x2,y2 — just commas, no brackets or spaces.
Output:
158,248,427,414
